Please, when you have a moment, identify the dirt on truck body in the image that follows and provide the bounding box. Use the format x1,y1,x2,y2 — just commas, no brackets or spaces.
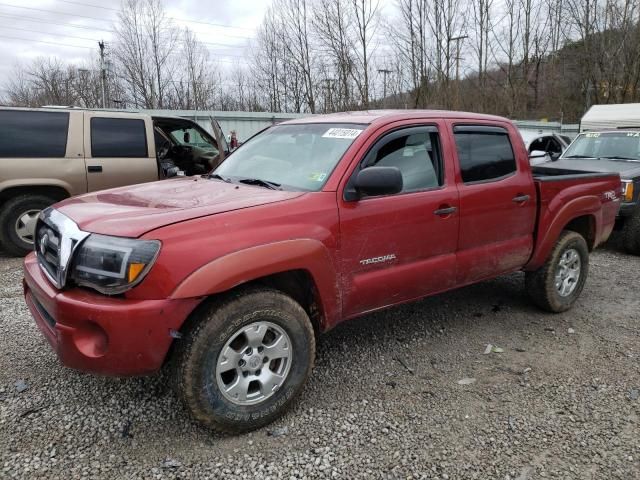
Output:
23,110,621,433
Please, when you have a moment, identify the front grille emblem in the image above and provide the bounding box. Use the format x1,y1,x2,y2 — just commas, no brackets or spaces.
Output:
39,233,49,256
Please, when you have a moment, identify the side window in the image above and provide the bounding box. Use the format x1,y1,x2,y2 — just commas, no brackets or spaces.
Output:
364,128,443,193
91,118,148,158
0,110,68,158
454,127,517,183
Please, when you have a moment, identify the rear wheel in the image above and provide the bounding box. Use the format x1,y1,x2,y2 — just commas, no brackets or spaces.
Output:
172,287,315,433
0,195,54,257
525,231,589,313
622,211,640,255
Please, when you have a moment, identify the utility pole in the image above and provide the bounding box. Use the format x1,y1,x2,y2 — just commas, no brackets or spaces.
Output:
378,69,392,108
323,78,335,113
448,35,468,109
98,41,107,108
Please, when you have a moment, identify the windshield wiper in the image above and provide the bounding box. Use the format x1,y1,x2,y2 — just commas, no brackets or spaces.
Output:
207,173,232,182
599,156,640,162
563,155,598,159
237,177,282,190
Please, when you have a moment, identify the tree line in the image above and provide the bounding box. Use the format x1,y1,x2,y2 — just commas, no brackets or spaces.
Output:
3,0,640,122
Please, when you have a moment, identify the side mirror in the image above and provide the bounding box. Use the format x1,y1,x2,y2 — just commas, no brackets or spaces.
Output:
347,166,403,200
183,131,191,143
529,150,548,159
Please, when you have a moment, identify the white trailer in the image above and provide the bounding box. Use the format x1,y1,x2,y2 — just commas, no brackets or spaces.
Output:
581,103,640,131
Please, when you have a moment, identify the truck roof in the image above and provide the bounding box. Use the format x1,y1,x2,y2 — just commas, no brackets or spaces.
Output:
281,109,510,125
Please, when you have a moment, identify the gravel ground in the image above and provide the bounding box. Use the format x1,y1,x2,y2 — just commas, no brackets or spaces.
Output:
1,235,639,479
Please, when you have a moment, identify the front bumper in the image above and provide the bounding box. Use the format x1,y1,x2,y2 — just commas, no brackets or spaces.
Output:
23,252,201,376
618,202,638,218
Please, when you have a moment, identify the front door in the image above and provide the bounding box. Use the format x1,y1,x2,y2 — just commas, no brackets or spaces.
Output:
338,124,459,318
451,123,536,285
84,113,158,192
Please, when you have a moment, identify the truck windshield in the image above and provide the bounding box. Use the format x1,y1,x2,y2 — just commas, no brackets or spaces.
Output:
562,132,640,161
213,123,365,191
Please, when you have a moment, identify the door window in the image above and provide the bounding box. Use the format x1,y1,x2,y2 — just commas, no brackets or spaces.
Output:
0,110,69,157
90,117,148,158
361,128,443,194
454,127,516,183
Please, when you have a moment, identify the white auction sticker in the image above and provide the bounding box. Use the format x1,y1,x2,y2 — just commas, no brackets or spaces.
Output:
322,128,363,139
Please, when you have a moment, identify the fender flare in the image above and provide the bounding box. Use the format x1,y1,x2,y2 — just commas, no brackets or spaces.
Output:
525,195,600,270
169,239,341,328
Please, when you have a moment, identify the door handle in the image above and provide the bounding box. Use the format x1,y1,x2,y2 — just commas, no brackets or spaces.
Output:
433,206,457,216
512,194,530,203
87,165,103,173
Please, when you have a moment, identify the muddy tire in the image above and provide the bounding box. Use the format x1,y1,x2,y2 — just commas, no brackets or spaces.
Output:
525,231,589,313
0,195,53,257
622,211,640,255
172,287,315,433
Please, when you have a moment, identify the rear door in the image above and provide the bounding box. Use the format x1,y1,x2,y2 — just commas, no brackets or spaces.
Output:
450,123,536,285
338,123,459,317
84,112,158,191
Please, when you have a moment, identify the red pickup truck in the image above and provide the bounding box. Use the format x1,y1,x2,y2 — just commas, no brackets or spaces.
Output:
23,111,621,433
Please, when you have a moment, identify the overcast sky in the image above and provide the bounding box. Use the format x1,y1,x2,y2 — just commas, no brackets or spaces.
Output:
0,0,272,89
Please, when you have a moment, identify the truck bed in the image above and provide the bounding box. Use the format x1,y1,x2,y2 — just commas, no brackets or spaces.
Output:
525,166,621,269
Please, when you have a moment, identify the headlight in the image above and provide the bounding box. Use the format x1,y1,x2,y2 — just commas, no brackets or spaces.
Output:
622,181,634,202
70,234,160,295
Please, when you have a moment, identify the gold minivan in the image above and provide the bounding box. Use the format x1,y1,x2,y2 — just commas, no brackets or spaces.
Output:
0,107,227,256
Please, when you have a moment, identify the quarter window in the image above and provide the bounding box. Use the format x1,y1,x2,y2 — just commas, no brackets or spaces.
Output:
454,127,516,183
91,118,147,158
363,128,443,193
0,110,68,158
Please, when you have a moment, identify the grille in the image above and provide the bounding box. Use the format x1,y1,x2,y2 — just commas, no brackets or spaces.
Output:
34,208,90,289
35,222,61,286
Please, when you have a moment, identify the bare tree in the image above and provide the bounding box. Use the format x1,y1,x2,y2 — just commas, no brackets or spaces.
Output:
114,0,178,108
350,0,380,108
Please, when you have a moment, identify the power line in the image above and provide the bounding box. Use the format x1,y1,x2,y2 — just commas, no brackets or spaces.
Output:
0,22,248,50
0,2,113,23
52,0,256,32
0,33,93,49
0,12,251,50
0,13,112,33
0,3,255,40
0,24,101,43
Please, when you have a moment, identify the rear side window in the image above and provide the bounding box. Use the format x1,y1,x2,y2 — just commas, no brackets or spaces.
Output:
0,110,68,158
454,127,517,183
91,118,147,158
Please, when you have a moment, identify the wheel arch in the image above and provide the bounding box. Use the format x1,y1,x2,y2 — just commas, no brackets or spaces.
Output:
170,239,341,332
0,184,71,207
525,195,601,271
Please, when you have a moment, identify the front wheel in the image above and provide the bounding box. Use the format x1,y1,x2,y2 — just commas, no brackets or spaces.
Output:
0,195,54,257
525,231,589,313
172,287,315,433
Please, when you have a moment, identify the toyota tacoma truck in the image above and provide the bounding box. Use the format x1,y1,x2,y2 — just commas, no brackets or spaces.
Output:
23,111,621,433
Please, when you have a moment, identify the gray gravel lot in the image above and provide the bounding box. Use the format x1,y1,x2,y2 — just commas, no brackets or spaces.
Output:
1,235,639,479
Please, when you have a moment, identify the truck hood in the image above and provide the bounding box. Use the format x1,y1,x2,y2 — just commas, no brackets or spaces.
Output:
56,177,305,237
549,159,640,179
